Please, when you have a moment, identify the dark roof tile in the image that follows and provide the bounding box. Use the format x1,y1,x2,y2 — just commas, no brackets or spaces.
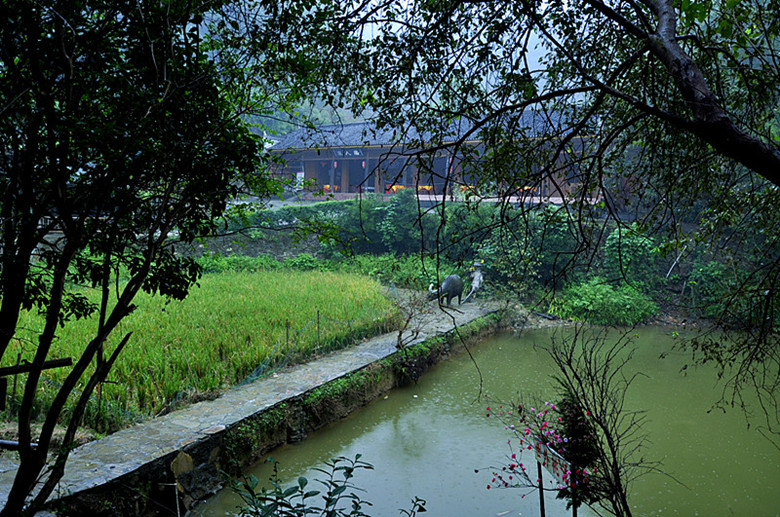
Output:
271,111,569,151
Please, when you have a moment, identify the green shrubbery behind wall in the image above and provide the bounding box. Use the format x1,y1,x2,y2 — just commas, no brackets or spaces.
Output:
218,196,771,327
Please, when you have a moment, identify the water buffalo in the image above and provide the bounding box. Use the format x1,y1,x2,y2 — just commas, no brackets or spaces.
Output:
427,274,464,306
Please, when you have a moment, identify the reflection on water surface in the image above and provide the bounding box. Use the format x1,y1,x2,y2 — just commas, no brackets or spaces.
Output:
191,327,780,517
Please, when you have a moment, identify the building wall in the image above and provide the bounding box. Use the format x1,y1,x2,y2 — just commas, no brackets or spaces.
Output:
271,142,590,201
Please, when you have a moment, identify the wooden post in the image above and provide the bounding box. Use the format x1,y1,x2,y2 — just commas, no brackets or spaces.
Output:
341,160,349,193
364,156,370,192
0,377,6,411
537,460,546,517
330,159,335,191
0,357,73,377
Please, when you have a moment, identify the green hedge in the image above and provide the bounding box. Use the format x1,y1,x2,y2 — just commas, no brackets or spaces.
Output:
551,277,658,326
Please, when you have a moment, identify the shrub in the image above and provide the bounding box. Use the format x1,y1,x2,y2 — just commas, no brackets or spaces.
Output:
551,277,658,326
339,254,401,284
603,223,659,289
528,206,581,286
339,253,459,289
476,232,537,297
395,254,459,289
687,260,731,319
687,259,779,327
321,195,388,256
475,206,581,295
197,253,280,272
284,253,334,271
441,202,500,262
233,456,427,516
377,189,439,254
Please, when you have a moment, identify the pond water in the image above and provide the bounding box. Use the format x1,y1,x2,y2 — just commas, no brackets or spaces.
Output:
191,327,780,516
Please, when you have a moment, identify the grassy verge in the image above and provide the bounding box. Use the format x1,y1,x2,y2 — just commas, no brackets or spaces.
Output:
3,270,401,433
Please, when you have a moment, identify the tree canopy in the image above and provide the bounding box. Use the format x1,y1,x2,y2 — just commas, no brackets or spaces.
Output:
0,1,291,513
2,0,779,512
258,0,780,435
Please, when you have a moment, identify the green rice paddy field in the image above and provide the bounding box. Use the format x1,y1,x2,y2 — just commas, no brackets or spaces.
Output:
3,270,401,432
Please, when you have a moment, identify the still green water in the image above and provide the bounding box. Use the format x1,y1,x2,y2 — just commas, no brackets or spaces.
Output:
191,327,780,516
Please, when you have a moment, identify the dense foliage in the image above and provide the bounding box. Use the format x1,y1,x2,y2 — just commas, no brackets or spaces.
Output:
0,1,292,512
4,0,779,512
248,0,780,438
603,223,659,289
227,200,664,324
550,278,658,327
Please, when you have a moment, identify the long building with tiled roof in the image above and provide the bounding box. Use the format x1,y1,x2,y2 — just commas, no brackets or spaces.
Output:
269,114,582,199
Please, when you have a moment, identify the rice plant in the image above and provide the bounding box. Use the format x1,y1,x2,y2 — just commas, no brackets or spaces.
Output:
2,270,401,432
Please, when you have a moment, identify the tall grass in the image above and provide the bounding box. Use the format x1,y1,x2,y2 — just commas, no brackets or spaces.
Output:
3,270,400,432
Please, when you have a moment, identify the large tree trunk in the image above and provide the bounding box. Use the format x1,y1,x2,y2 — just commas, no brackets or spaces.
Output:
643,0,780,186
